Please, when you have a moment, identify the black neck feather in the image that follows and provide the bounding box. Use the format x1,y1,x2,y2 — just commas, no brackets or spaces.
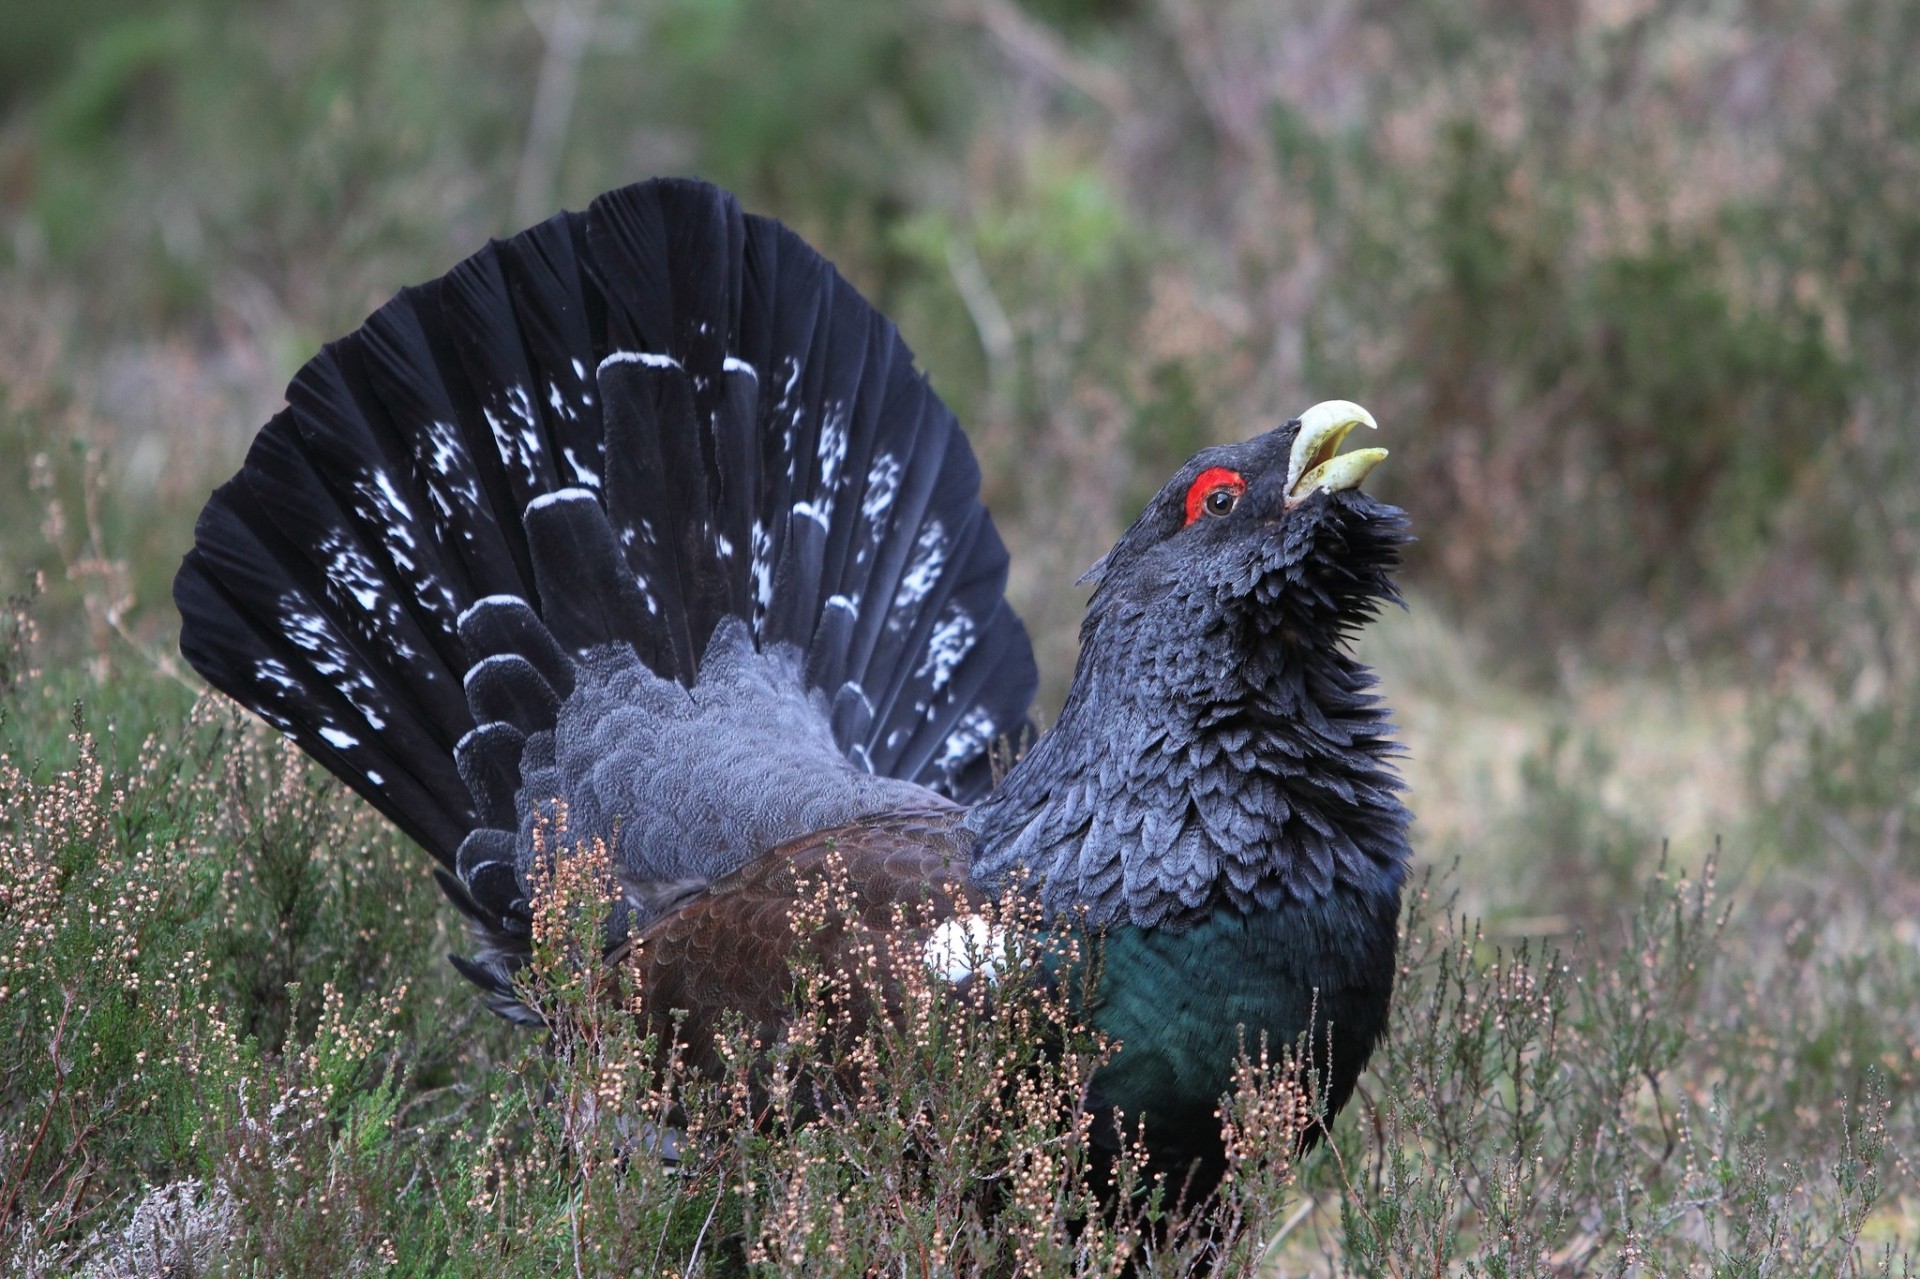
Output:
965,571,1410,930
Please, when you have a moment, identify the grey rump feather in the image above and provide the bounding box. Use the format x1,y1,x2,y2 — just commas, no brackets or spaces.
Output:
514,617,952,928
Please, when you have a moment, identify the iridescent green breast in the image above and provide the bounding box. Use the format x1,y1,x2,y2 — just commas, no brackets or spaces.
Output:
1079,882,1401,1160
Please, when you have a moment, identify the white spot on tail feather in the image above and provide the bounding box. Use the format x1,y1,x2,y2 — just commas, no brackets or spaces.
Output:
278,594,387,731
599,350,683,372
316,532,421,662
785,402,849,533
915,606,976,693
420,419,483,532
320,534,385,613
423,421,462,479
253,658,300,694
818,401,849,491
561,446,601,489
483,408,525,482
750,519,774,635
526,488,598,514
863,453,901,525
934,705,996,777
507,383,537,429
890,520,947,628
368,471,416,530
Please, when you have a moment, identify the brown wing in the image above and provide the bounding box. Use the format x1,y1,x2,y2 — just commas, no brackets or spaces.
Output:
620,807,982,1077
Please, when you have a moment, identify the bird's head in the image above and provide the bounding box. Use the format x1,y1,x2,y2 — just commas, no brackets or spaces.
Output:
1079,401,1407,646
967,401,1412,925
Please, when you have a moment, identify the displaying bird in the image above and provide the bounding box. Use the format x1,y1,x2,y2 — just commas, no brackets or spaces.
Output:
174,177,1411,1209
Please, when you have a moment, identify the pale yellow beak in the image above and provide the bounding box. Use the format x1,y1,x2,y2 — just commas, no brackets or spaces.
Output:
1285,400,1387,504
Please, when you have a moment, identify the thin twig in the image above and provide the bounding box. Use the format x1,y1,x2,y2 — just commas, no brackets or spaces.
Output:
682,1186,723,1279
515,0,606,228
0,992,76,1231
1258,1194,1317,1263
944,235,1018,422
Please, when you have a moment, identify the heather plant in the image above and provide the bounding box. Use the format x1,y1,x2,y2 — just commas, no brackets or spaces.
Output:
1,597,1914,1271
0,711,237,1262
1282,855,1917,1275
4,0,1920,1270
434,822,1320,1276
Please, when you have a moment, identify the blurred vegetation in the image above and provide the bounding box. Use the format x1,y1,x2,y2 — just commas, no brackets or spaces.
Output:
6,0,1920,678
3,0,1919,1270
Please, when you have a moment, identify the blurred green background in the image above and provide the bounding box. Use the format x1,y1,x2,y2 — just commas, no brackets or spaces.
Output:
3,0,1919,1267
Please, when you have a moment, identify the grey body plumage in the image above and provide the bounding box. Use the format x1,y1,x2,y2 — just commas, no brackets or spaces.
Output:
514,617,953,928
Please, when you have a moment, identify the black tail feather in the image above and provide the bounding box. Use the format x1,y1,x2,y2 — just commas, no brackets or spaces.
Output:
175,177,1038,998
596,360,709,672
177,484,477,861
462,655,562,733
457,596,576,700
523,489,655,653
455,723,527,832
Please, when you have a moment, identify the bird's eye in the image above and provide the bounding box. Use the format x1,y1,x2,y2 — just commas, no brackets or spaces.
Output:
1183,467,1248,526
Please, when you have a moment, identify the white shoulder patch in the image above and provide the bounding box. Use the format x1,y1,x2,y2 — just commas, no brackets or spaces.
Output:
922,916,1005,985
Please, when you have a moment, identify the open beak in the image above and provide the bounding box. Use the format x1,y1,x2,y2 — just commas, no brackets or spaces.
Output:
1285,400,1388,505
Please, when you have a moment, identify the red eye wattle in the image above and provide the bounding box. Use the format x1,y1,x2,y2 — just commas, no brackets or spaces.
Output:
1183,467,1247,526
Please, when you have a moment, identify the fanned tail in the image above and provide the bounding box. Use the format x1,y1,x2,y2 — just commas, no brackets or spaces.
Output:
176,179,1036,1014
